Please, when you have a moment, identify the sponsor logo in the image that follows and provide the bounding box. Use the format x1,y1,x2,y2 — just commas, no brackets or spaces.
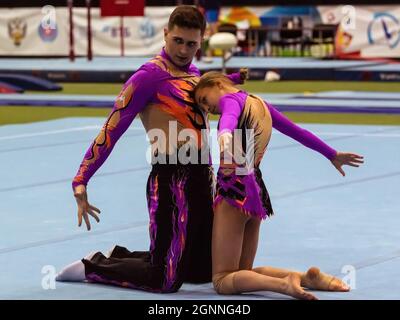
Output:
38,23,58,42
139,17,155,40
8,18,27,46
368,12,400,49
102,25,130,39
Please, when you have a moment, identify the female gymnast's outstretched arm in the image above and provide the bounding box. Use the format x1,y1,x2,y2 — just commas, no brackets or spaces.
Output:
265,103,364,176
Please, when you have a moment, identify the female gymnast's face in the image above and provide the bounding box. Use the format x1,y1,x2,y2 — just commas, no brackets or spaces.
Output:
164,25,202,67
195,85,223,114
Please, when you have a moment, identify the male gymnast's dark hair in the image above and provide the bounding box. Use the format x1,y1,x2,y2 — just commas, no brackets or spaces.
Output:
168,5,206,36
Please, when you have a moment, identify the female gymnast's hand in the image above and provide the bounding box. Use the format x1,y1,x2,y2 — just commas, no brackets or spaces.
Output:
73,184,101,231
331,152,364,177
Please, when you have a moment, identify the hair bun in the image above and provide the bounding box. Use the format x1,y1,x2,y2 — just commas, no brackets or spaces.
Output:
239,68,249,82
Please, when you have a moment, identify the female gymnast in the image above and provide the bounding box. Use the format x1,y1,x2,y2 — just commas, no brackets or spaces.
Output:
193,70,364,300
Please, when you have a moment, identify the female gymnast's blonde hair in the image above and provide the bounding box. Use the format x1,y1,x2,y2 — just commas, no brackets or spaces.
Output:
193,68,249,99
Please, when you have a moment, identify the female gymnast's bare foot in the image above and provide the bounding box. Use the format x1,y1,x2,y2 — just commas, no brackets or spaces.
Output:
302,267,350,292
284,273,318,300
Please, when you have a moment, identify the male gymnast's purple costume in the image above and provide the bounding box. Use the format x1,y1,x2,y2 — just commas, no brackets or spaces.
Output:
71,49,336,293
72,49,244,293
214,91,337,220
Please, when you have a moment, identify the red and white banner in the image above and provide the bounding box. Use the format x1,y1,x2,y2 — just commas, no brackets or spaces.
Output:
0,6,173,56
318,5,400,58
0,5,399,58
100,0,145,17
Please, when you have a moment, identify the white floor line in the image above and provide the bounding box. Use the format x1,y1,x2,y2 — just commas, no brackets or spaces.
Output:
0,126,144,141
1,125,399,141
303,132,400,138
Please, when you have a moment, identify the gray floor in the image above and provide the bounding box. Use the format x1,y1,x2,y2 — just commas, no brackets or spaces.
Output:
1,118,399,299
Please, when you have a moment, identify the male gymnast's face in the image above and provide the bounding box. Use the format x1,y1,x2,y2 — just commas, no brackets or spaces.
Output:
195,85,223,115
164,25,202,67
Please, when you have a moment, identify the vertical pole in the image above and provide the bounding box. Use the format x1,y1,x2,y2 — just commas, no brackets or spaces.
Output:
120,15,125,57
68,0,75,62
222,50,226,74
86,0,93,61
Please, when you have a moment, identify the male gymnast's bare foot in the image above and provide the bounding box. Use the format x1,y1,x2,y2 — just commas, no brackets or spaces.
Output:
284,273,318,300
302,267,350,292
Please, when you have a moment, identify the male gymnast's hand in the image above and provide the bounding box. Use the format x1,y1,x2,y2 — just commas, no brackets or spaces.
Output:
331,152,364,177
73,184,101,231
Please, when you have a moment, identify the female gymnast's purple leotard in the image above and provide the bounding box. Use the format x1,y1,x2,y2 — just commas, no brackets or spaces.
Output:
214,91,337,219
